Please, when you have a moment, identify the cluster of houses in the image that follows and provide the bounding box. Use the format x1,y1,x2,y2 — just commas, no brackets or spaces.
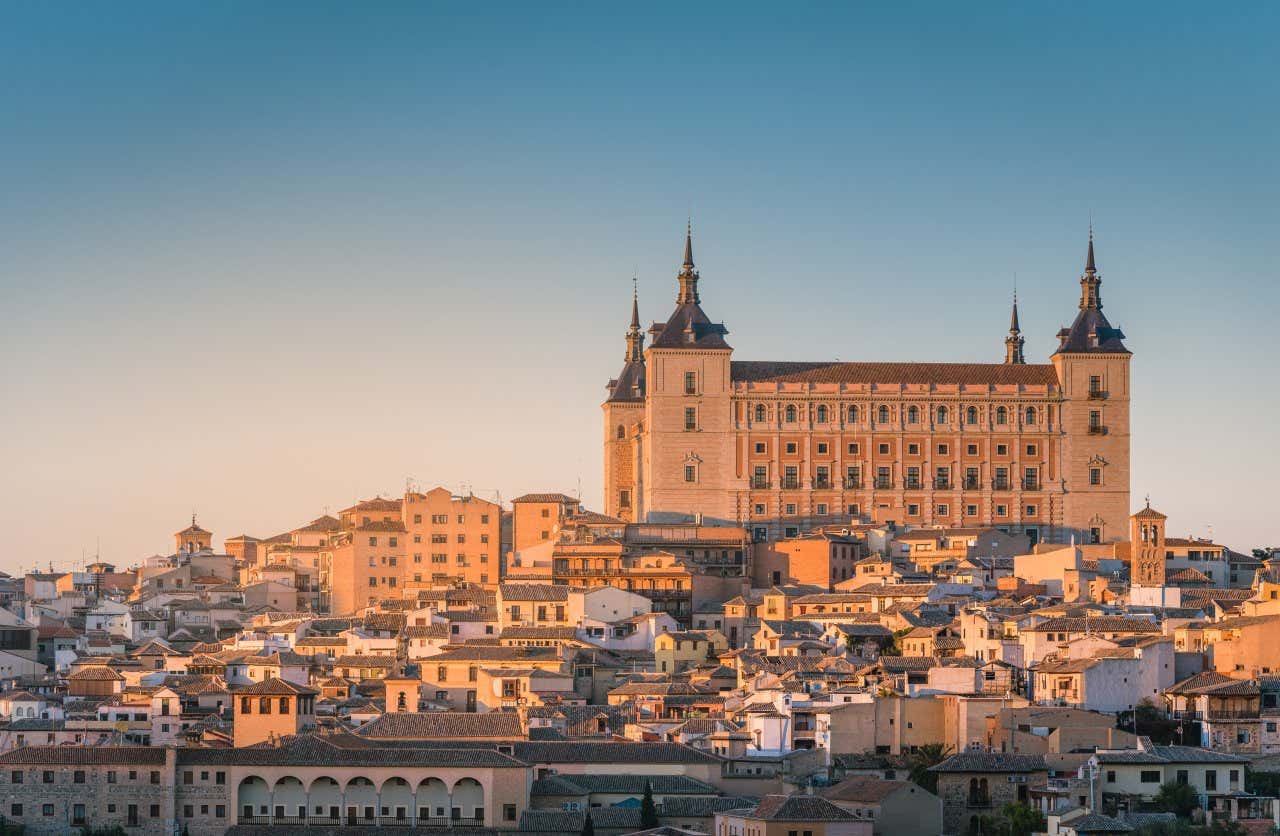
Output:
0,499,1278,835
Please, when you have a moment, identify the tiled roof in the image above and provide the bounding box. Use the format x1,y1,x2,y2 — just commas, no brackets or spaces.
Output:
732,360,1058,387
530,773,716,796
354,520,407,533
1067,813,1134,833
177,733,526,769
68,667,124,681
500,627,580,640
333,655,398,668
518,808,641,833
234,677,318,696
429,646,561,663
1025,616,1159,633
498,584,570,602
0,746,166,765
355,711,525,739
819,776,915,803
930,752,1046,773
659,796,759,817
511,493,579,504
748,794,856,821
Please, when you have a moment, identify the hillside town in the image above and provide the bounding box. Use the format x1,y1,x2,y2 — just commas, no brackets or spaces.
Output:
1,231,1277,836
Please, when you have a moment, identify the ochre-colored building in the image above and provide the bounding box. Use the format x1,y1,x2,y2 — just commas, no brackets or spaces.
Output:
603,227,1131,546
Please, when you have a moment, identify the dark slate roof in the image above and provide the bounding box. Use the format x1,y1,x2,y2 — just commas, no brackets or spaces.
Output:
732,361,1059,387
930,752,1047,773
748,794,856,822
607,358,646,403
355,711,525,740
175,734,527,768
649,303,731,350
1054,306,1130,356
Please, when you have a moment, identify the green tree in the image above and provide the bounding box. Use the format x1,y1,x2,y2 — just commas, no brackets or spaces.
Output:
580,812,595,836
1001,802,1045,836
640,779,659,828
907,743,952,794
1152,780,1199,818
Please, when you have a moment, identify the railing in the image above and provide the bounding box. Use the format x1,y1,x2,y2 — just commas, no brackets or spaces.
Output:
751,479,771,490
934,479,952,490
963,478,980,490
875,478,893,489
1023,479,1041,491
992,479,1010,491
781,478,800,490
814,478,831,489
1088,425,1108,435
904,478,921,490
1087,390,1108,400
1206,709,1261,720
843,478,863,489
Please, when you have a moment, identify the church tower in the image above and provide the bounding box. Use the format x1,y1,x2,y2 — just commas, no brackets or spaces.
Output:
1052,228,1132,543
602,282,647,521
1130,501,1167,587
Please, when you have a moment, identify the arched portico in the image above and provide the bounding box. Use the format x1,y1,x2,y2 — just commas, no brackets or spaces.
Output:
237,776,270,823
272,776,306,822
345,776,378,825
418,777,451,823
308,776,342,823
380,777,414,823
452,777,485,824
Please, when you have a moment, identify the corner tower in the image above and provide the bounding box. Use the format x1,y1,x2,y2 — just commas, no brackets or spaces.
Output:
1051,228,1132,543
602,281,647,521
640,224,735,525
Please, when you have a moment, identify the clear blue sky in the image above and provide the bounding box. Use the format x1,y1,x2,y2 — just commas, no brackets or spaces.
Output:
1,2,1276,567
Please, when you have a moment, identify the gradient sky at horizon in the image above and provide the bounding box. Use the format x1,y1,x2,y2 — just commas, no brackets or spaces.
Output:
1,3,1276,570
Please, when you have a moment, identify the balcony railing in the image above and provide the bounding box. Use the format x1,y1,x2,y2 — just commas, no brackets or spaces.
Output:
992,478,1010,491
781,478,800,490
1087,390,1108,400
1088,425,1108,435
934,479,952,490
239,817,487,828
874,478,893,489
963,478,980,490
904,478,922,490
843,478,863,489
814,478,832,489
1205,709,1262,720
1023,479,1041,491
751,479,771,489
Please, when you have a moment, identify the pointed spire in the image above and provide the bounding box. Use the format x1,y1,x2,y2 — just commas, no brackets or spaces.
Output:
682,218,694,269
1079,222,1103,311
1004,282,1025,365
1085,221,1096,274
625,277,644,362
676,220,700,305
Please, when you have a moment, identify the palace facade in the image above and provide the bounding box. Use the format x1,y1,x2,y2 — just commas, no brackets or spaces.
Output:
603,226,1131,546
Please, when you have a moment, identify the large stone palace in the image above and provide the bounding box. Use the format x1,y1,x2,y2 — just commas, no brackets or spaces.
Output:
602,225,1131,546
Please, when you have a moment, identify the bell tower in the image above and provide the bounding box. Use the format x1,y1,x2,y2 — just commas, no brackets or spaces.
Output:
1130,500,1167,587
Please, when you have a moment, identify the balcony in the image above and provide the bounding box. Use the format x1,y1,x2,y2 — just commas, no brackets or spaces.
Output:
1087,390,1108,400
781,478,800,490
934,479,952,490
963,478,980,490
751,479,771,490
874,478,893,489
843,478,863,489
239,817,486,828
992,479,1010,491
1088,425,1108,435
1023,479,1041,491
813,478,832,490
1205,709,1262,721
904,478,922,490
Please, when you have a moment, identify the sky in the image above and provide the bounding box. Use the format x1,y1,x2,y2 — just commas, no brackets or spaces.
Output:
1,3,1276,570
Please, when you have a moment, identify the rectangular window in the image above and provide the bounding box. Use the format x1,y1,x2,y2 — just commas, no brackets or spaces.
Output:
684,407,697,430
938,443,949,455
848,443,859,455
1089,527,1101,544
684,465,697,483
1089,468,1101,485
816,442,829,455
754,442,766,454
1025,444,1036,456
907,504,920,516
937,504,949,516
9,771,20,784
816,503,828,515
9,804,19,817
684,371,697,394
996,504,1008,517
42,804,53,817
785,442,797,454
1140,770,1162,783
907,443,919,455
965,504,978,516
878,443,889,455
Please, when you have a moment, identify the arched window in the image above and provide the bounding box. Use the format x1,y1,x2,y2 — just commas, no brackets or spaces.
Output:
816,405,828,423
397,691,407,711
755,404,766,423
966,406,978,425
877,405,889,424
907,406,919,424
937,406,948,425
996,406,1008,425
1025,407,1036,425
785,405,797,423
848,405,859,423
616,425,625,440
